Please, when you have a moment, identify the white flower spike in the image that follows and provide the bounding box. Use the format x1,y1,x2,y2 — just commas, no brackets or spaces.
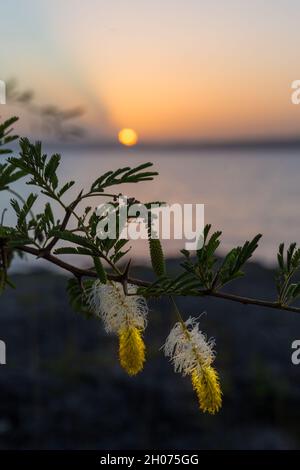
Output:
87,280,148,376
87,280,148,333
164,316,222,414
163,316,215,375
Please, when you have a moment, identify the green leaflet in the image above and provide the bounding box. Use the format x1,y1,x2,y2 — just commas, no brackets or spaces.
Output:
93,256,107,284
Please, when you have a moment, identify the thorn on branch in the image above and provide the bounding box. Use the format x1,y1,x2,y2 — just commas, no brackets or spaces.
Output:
119,259,132,295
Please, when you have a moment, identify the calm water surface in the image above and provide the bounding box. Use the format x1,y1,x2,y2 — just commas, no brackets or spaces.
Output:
3,148,300,269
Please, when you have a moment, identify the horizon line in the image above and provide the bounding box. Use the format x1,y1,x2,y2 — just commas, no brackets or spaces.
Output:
44,135,300,152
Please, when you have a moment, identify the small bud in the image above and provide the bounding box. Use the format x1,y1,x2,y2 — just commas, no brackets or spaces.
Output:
149,238,166,277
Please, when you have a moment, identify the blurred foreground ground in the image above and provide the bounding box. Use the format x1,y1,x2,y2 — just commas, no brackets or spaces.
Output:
0,259,300,449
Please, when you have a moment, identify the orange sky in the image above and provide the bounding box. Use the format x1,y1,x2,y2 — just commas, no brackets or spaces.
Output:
1,0,300,142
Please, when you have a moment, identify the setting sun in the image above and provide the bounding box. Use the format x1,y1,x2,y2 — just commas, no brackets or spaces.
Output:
118,128,138,147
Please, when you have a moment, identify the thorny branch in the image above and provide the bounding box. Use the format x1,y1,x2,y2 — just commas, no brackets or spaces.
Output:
17,245,300,314
1,115,300,316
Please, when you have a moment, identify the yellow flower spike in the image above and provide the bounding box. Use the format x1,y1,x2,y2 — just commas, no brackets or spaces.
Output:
191,366,222,415
164,313,222,414
119,326,145,376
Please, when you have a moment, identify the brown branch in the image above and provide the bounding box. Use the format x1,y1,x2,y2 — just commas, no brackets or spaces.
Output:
18,245,148,287
16,246,300,314
202,290,300,314
44,208,72,253
43,195,84,253
81,192,119,200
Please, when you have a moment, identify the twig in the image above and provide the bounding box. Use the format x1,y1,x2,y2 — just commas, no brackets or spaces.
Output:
18,245,148,287
201,290,300,314
16,245,300,314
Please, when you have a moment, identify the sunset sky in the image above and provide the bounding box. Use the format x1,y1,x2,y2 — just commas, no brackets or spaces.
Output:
1,0,300,142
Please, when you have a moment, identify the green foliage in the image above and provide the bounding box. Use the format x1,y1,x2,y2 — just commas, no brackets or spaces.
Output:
276,243,300,305
0,117,19,154
0,226,15,293
93,257,107,284
11,193,38,233
1,114,300,314
9,139,75,199
0,163,27,192
0,117,26,191
67,278,94,317
181,225,262,290
90,162,158,193
53,230,98,251
181,224,222,289
138,272,201,298
139,226,262,297
217,233,262,288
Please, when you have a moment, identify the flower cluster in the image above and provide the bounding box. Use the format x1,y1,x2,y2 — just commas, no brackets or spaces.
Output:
88,280,148,376
88,279,222,414
163,317,222,414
